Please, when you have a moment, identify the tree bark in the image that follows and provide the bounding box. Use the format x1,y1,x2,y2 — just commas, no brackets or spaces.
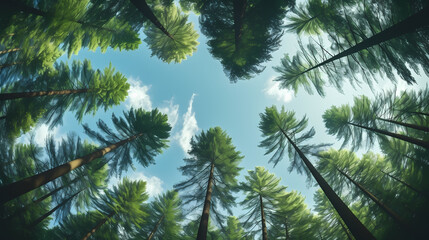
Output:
147,214,164,240
259,194,268,240
381,170,429,199
81,212,115,240
233,0,247,51
337,217,353,240
196,162,215,240
284,220,290,240
129,0,174,40
349,122,429,149
377,117,429,133
0,48,20,55
277,125,375,240
293,6,429,79
337,168,412,233
0,89,88,101
0,133,143,205
29,189,82,227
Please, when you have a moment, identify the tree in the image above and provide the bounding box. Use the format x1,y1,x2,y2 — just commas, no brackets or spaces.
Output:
199,0,294,82
0,108,171,205
275,0,429,95
82,178,148,240
143,4,199,63
174,127,243,240
240,167,286,240
323,96,429,150
181,218,222,240
222,216,251,240
258,105,374,239
56,211,119,240
132,190,183,240
1,60,129,135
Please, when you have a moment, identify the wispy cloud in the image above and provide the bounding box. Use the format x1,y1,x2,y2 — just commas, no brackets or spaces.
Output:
264,77,294,103
175,94,199,155
159,98,179,129
109,171,163,197
125,78,152,110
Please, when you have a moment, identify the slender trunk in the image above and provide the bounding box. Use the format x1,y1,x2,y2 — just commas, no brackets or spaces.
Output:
348,122,429,149
196,162,215,240
0,133,143,205
285,220,290,240
29,189,82,227
0,89,88,101
293,6,429,78
147,214,164,240
129,0,174,40
2,177,79,222
277,126,375,240
377,117,429,133
337,168,413,233
259,194,268,240
0,62,20,69
381,170,429,199
81,212,115,240
0,48,20,55
233,0,247,51
337,217,353,240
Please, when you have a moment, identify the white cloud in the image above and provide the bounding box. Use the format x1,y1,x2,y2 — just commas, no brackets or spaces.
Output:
175,94,199,155
16,124,64,146
159,99,179,129
264,77,294,103
109,172,163,197
126,78,152,110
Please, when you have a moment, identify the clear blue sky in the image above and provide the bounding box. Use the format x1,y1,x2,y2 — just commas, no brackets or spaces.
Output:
19,5,428,221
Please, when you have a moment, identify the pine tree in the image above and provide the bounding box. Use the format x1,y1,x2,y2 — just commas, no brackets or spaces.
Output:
174,127,243,240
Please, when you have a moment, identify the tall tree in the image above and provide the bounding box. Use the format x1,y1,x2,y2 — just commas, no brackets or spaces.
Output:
222,216,251,240
240,167,286,240
323,96,429,150
1,60,129,133
82,178,148,240
174,127,243,240
259,105,375,240
275,0,429,95
0,108,171,205
132,190,183,240
199,0,294,82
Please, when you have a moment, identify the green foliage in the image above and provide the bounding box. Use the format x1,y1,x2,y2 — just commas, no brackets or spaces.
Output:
259,105,327,180
83,108,171,176
222,216,249,240
174,127,243,227
181,218,222,240
132,190,183,239
240,167,286,237
143,4,199,63
56,211,119,240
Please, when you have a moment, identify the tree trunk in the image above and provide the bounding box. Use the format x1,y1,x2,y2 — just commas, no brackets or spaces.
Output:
259,194,268,240
29,189,82,227
293,6,429,79
337,217,353,240
285,220,290,240
81,212,115,240
381,170,429,199
277,126,375,240
233,0,247,51
349,122,429,149
0,133,143,205
377,117,429,133
129,0,174,40
196,162,215,240
0,89,88,101
336,168,412,233
0,48,20,55
147,214,164,240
